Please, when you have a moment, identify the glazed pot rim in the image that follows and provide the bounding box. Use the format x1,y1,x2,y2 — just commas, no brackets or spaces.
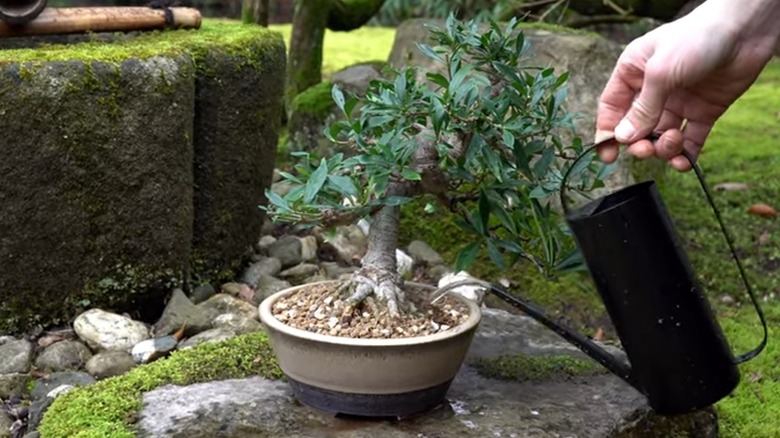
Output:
259,280,482,347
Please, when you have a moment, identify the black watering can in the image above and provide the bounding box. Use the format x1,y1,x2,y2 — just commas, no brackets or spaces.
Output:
487,135,768,416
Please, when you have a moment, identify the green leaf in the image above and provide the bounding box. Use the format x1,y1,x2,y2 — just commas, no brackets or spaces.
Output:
478,190,491,232
401,168,422,181
502,130,515,148
529,185,547,199
265,189,290,212
486,239,506,269
533,147,555,177
327,175,358,197
417,43,445,64
303,159,328,204
427,72,450,89
454,242,480,271
492,204,517,235
331,85,346,113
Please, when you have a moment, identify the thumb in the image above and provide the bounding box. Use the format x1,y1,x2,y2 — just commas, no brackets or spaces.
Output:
614,66,671,143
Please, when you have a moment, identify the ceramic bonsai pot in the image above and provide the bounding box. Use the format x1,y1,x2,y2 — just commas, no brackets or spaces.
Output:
258,280,482,417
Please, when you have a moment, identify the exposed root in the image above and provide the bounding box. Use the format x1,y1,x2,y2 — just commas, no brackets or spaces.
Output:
342,266,414,318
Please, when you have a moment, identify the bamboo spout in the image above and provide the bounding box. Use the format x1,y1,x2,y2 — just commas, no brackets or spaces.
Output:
0,0,48,25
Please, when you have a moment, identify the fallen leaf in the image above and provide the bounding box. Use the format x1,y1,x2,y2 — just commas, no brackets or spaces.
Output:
748,203,777,218
749,370,764,383
714,182,749,191
593,327,604,342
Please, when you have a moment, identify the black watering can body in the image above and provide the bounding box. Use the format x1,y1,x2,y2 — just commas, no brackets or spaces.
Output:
487,137,767,416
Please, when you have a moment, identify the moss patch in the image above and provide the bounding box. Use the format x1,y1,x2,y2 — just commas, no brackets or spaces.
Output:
472,353,606,382
38,331,282,438
291,81,336,118
0,19,284,67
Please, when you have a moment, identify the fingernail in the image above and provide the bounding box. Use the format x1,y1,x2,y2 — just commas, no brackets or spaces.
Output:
614,119,636,142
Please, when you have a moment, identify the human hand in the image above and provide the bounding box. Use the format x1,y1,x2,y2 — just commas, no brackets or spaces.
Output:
595,0,780,171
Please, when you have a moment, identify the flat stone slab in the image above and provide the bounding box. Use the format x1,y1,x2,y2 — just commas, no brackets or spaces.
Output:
137,309,717,437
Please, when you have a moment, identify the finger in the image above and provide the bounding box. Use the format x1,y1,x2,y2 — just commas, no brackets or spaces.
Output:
653,128,684,159
625,138,656,159
596,137,620,163
614,60,672,143
668,121,712,172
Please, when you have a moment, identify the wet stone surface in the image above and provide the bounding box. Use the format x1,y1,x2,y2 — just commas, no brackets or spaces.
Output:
137,309,717,438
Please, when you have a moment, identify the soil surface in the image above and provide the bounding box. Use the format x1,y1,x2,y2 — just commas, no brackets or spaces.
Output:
271,281,471,339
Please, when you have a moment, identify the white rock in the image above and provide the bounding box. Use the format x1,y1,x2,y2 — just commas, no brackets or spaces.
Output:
47,384,76,399
437,271,487,304
396,249,414,278
74,309,150,352
356,218,371,236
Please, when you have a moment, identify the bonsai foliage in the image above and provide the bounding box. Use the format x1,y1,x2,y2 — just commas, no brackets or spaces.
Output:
265,15,613,316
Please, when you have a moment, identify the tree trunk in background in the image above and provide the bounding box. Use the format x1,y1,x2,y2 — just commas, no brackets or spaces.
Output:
285,0,386,115
286,0,328,116
242,0,269,26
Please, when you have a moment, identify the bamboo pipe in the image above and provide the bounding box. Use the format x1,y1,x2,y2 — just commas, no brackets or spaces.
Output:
0,7,202,37
0,0,48,26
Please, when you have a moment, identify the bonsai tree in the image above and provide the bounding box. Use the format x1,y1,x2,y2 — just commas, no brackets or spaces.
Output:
264,15,613,317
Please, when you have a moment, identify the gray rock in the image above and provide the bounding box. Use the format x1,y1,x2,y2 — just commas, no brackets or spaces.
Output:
255,235,277,253
332,64,384,96
188,283,216,305
299,235,318,262
253,276,292,303
153,289,213,337
211,313,263,335
85,350,136,379
318,224,367,265
138,377,295,438
428,264,454,281
132,336,180,364
0,411,12,438
278,263,320,280
23,433,40,438
198,294,259,323
267,236,303,268
0,336,15,346
406,240,443,266
178,327,237,350
30,372,95,401
239,257,283,288
27,384,76,431
320,261,357,279
73,309,150,352
34,340,93,372
0,339,33,374
0,374,29,399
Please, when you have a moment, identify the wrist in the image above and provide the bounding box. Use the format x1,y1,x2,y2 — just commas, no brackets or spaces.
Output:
701,0,780,43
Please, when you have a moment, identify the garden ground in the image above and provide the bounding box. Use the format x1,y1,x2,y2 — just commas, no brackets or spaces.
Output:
269,22,780,437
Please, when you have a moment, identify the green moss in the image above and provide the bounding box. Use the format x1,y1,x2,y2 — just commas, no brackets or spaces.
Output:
472,353,606,382
291,81,336,118
0,19,283,67
38,331,283,438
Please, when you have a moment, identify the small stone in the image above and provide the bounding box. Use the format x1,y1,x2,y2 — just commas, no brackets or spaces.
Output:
212,313,263,334
178,327,237,350
199,294,259,323
85,350,136,379
255,235,277,253
34,340,93,372
299,235,318,262
30,372,95,401
278,263,319,279
407,240,444,265
267,235,303,267
0,339,34,374
73,309,150,352
720,294,736,306
431,321,440,331
287,309,298,319
131,336,179,364
317,225,367,265
441,325,451,331
313,308,327,320
0,374,30,399
240,257,283,288
396,249,413,277
327,317,339,329
154,288,213,337
323,296,334,305
189,283,216,305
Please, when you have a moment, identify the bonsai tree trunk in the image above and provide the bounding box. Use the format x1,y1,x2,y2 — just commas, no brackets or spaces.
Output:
241,0,269,26
285,0,386,114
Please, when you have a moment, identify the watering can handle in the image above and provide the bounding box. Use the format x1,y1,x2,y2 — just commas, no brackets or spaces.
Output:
559,135,768,364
